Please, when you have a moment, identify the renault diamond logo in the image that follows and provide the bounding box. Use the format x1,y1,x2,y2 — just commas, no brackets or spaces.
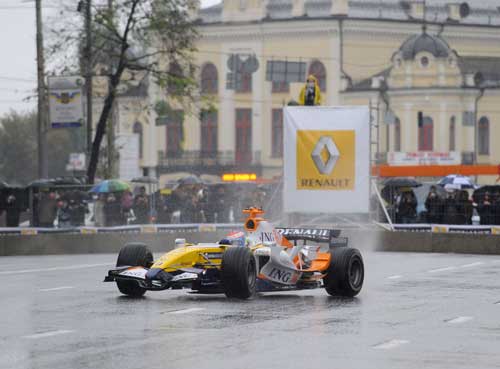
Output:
311,136,339,175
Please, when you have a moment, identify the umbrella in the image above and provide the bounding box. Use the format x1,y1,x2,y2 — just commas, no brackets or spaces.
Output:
0,180,8,189
89,179,130,193
131,176,159,184
382,177,422,188
28,177,83,188
381,177,422,203
472,185,500,203
437,175,477,189
177,175,203,186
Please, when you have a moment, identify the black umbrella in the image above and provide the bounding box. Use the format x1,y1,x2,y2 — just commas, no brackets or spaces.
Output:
0,180,8,189
381,178,422,203
28,177,83,188
177,175,203,186
382,177,422,188
472,185,500,203
131,176,159,184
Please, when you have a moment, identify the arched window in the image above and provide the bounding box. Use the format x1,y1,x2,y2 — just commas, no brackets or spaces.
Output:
449,116,456,151
478,116,490,155
201,63,218,94
166,111,184,158
167,62,183,94
308,60,326,92
133,122,143,159
200,110,218,158
394,118,401,152
418,115,433,151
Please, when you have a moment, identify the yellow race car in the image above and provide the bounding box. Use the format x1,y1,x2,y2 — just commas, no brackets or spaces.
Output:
104,208,364,299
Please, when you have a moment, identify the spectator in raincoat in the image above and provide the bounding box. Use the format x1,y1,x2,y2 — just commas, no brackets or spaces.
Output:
5,194,21,227
455,190,473,225
477,192,494,225
425,186,443,223
397,191,417,223
299,75,321,106
442,189,458,224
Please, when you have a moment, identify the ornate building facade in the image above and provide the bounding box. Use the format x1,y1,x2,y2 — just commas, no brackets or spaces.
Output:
104,0,500,183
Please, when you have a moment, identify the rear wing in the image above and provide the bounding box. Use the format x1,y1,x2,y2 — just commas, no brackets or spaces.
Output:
275,228,348,248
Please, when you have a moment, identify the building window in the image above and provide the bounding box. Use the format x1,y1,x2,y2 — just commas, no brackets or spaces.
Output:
449,116,456,151
420,56,429,67
201,63,218,95
478,116,489,155
418,115,433,151
166,110,184,158
272,81,289,93
308,60,326,92
235,71,252,93
235,108,252,164
200,110,218,158
167,62,183,95
133,122,143,159
271,109,283,158
394,118,401,152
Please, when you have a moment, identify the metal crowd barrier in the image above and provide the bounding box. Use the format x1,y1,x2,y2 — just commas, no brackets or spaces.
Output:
0,223,242,236
390,224,500,234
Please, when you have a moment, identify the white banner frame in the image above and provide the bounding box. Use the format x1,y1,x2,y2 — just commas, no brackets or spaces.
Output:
283,106,370,214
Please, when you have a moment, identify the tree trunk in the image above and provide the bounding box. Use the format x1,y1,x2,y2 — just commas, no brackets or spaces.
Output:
86,68,124,184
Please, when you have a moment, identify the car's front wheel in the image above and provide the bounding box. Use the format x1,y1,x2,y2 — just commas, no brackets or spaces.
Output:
115,243,153,297
323,247,364,297
221,247,256,299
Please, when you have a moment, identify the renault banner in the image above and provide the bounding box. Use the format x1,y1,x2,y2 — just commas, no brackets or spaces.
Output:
283,106,370,213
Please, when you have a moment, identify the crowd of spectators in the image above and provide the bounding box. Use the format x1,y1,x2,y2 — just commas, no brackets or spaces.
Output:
387,185,500,225
0,182,278,227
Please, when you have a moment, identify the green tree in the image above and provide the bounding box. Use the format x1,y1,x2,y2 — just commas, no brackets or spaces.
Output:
48,0,199,184
0,111,77,185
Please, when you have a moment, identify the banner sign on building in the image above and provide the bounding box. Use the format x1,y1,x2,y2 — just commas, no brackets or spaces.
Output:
283,106,370,213
388,151,461,166
48,76,84,128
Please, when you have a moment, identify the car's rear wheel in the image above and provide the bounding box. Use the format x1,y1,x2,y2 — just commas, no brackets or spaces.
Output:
115,243,153,297
323,247,364,297
221,247,256,299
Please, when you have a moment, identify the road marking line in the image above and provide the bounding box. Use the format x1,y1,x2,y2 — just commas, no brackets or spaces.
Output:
387,275,402,280
39,286,74,292
373,339,409,350
427,266,457,273
167,308,205,315
23,330,74,339
459,262,484,268
445,316,473,324
0,263,112,275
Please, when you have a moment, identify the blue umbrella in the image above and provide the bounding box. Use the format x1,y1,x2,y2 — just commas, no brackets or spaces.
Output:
89,179,130,193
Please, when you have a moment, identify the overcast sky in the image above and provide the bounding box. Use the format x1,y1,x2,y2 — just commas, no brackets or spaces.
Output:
0,0,220,116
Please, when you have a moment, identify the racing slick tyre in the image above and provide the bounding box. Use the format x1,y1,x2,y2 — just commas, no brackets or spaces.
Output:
221,247,257,299
115,243,153,297
323,247,364,297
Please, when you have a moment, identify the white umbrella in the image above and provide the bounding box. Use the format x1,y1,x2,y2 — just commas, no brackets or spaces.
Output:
438,175,477,189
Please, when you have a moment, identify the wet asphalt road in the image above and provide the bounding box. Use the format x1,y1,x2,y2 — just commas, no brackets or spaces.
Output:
1,252,500,369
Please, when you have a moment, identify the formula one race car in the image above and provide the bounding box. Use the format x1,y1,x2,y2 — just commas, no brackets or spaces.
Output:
104,207,364,299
